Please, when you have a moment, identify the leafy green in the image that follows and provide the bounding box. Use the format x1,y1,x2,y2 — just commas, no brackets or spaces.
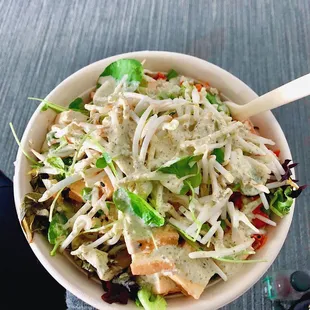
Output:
170,223,201,250
82,187,92,201
48,213,68,256
220,219,227,230
201,223,211,231
167,69,178,80
96,151,113,169
206,93,230,115
181,172,202,195
89,137,117,176
158,155,202,178
68,97,88,115
137,287,167,310
113,188,165,227
100,59,143,83
231,182,241,192
9,122,41,166
269,186,294,218
158,155,203,194
28,97,68,113
63,157,73,166
20,192,50,242
212,148,225,164
47,157,65,171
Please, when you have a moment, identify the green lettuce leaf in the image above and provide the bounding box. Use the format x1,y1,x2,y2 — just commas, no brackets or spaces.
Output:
113,188,165,227
269,186,294,218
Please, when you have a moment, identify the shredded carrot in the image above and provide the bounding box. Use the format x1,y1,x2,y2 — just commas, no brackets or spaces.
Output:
252,234,268,250
195,84,203,92
156,72,166,80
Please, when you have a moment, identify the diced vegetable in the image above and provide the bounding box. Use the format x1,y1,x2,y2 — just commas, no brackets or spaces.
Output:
113,188,165,227
137,287,167,310
252,204,269,228
252,234,268,250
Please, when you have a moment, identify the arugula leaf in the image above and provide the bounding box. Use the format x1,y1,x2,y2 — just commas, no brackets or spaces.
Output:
81,187,92,201
269,186,294,218
48,213,68,256
167,69,178,80
137,287,167,310
170,223,201,250
47,157,65,171
158,155,203,194
28,97,68,113
180,172,202,195
100,59,143,82
212,148,225,164
113,188,165,227
68,97,88,115
158,155,202,178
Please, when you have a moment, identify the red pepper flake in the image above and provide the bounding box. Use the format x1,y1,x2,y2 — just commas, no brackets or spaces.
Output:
252,234,268,250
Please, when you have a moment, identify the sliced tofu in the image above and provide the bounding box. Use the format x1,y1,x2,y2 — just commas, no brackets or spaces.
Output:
138,273,181,295
123,214,179,255
131,244,216,299
68,180,85,202
131,251,175,275
55,110,88,125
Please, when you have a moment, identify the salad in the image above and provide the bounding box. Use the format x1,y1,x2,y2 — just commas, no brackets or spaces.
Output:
13,59,305,309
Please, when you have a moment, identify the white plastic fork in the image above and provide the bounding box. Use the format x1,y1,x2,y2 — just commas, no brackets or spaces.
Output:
225,73,310,120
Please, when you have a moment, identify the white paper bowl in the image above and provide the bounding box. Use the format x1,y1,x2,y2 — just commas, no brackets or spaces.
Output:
13,51,294,310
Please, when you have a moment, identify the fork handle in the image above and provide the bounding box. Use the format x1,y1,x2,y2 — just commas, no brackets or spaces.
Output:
236,73,310,120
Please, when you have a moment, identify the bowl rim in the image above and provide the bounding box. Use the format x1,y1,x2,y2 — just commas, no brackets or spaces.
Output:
13,51,295,310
